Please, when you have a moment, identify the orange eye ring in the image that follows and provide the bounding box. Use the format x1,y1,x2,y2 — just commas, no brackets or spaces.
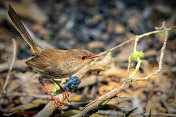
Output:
78,54,99,60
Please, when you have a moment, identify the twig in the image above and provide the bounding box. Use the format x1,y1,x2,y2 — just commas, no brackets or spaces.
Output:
72,23,171,117
7,92,65,100
1,38,17,95
97,25,176,58
7,92,50,99
132,22,168,81
98,38,136,56
72,81,127,117
34,101,57,117
34,93,66,117
97,110,176,116
126,55,132,79
0,60,27,72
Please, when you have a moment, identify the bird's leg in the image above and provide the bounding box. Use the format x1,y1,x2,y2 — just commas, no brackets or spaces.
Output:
38,77,62,109
52,79,69,101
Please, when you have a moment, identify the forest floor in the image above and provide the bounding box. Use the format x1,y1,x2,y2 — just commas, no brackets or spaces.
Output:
0,0,176,116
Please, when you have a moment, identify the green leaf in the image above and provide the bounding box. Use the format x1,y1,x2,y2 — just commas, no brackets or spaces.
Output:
52,88,57,96
54,79,62,90
101,99,111,106
132,50,144,59
125,107,137,117
159,32,165,37
148,109,151,117
54,79,62,82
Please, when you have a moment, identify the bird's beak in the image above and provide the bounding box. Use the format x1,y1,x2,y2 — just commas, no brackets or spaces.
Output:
91,54,99,58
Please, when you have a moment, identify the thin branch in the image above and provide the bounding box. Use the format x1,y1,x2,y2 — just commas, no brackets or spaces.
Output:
126,55,132,79
34,92,67,117
98,25,175,58
133,22,168,81
72,23,171,117
7,92,51,99
97,110,176,116
34,101,57,117
0,60,27,72
1,38,17,95
99,38,135,56
72,81,127,117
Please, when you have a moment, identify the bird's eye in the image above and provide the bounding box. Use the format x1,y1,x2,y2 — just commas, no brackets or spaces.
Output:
81,56,86,60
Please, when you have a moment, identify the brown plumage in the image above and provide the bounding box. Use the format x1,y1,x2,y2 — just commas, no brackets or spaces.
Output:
8,5,99,108
25,48,95,78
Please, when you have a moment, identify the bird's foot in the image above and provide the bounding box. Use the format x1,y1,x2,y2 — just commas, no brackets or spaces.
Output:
53,97,62,109
39,78,63,109
61,89,69,101
53,79,69,101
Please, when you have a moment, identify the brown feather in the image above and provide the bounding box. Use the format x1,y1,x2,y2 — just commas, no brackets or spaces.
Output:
25,48,94,79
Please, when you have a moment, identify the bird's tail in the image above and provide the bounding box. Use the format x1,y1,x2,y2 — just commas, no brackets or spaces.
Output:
8,5,42,55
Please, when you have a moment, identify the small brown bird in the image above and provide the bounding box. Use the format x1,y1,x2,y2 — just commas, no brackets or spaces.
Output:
8,5,99,108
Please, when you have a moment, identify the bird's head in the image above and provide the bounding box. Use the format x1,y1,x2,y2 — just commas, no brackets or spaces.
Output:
67,49,99,71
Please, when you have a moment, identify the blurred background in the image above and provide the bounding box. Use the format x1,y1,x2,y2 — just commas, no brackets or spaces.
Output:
0,0,176,116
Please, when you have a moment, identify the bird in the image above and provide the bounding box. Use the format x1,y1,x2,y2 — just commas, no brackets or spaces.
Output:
8,5,99,108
